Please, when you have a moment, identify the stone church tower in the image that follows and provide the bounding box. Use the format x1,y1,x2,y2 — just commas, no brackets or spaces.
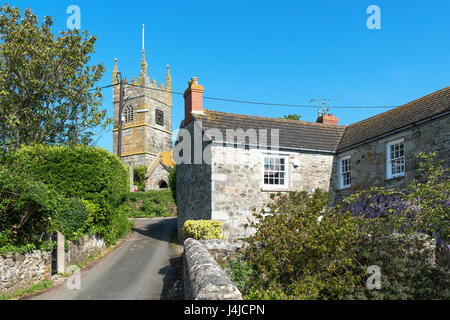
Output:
112,35,173,169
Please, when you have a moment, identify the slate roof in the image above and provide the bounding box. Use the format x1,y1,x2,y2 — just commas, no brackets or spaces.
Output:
337,86,450,151
190,86,449,154
146,150,174,178
192,109,347,152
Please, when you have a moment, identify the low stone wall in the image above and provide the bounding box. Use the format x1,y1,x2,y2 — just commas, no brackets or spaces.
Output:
183,238,242,300
198,239,244,262
65,235,105,267
0,234,105,296
0,251,52,296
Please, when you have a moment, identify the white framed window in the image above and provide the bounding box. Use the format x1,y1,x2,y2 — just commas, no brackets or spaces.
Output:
386,138,405,179
262,155,288,189
339,155,352,189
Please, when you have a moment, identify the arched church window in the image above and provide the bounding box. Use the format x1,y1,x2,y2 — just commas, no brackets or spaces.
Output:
124,106,134,123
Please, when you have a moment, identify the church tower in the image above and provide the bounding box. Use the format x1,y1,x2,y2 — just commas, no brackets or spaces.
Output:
112,25,173,168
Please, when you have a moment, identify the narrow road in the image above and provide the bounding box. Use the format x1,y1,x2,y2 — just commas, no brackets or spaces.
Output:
27,217,179,300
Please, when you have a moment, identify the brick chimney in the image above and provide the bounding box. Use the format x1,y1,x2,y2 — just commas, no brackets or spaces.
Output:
316,113,339,125
183,77,204,125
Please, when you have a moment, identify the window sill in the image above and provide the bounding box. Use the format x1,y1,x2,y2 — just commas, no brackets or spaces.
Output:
386,174,405,181
261,186,289,192
338,185,352,191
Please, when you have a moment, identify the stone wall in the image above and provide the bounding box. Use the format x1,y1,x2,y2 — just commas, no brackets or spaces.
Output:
332,115,450,204
183,238,242,300
0,251,52,296
65,235,105,267
210,145,334,239
176,121,212,241
0,235,105,296
145,162,170,190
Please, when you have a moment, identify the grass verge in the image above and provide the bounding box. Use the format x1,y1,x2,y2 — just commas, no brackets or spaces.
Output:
0,280,53,300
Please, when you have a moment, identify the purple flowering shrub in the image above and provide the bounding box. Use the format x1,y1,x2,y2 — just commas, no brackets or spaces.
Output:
339,152,449,251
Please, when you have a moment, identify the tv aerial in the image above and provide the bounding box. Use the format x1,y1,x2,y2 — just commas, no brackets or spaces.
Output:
309,98,342,116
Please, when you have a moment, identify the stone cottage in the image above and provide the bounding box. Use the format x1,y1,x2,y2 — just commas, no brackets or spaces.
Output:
175,79,449,239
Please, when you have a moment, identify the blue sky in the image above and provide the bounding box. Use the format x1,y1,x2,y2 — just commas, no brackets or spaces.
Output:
6,0,450,152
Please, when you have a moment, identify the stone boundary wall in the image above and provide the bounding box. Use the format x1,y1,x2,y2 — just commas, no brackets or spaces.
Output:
183,238,242,300
65,235,105,267
0,234,105,296
0,251,52,296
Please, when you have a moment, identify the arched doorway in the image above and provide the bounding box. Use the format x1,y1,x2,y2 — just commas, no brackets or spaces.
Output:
158,180,168,189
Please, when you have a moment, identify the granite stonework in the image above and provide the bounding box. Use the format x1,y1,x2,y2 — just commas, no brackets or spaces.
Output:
65,235,105,268
175,120,212,241
0,251,52,296
183,238,242,300
112,57,172,169
175,116,336,240
0,235,105,296
199,239,244,262
145,162,170,190
331,114,450,204
210,145,334,239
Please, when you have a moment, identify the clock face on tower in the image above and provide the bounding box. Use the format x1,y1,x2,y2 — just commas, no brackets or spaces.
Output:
155,109,164,126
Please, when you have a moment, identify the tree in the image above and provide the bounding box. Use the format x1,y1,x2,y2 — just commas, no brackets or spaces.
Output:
0,4,109,152
283,114,301,121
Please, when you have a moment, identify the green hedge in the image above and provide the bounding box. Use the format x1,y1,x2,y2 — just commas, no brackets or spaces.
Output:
1,144,131,248
9,144,129,215
126,190,174,218
133,166,147,191
168,166,176,203
0,164,55,248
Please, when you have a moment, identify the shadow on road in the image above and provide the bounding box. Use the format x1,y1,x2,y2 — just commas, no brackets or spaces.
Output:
159,254,184,300
131,217,177,242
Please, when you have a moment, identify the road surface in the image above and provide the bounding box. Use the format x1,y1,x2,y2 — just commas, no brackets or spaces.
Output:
27,217,179,300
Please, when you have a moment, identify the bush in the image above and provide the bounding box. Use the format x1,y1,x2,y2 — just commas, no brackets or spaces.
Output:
168,166,176,203
50,197,89,241
182,220,223,240
339,152,449,253
0,163,55,248
8,144,129,216
1,144,131,248
133,165,147,191
101,205,134,246
242,189,364,300
126,190,174,218
226,256,256,294
344,235,450,300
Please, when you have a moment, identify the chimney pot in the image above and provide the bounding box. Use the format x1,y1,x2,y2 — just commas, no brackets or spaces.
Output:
316,112,339,125
183,77,204,125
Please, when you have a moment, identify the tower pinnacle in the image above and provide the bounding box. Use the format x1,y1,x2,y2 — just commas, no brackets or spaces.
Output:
166,65,172,106
142,24,145,52
139,24,148,85
113,58,119,85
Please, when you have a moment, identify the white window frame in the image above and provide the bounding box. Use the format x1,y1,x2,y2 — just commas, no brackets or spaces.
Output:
339,155,352,189
261,154,289,191
386,138,405,179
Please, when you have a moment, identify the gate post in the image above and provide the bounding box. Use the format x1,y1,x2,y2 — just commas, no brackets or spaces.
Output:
52,231,65,274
